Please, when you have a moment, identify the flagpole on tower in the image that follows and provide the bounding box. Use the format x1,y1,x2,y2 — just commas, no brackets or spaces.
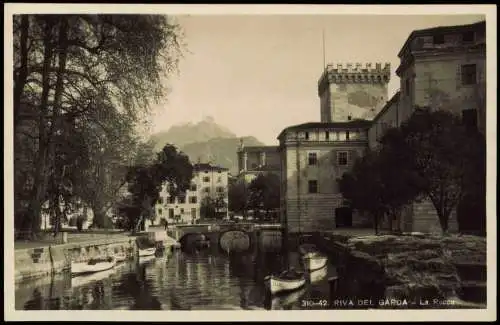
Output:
322,28,326,71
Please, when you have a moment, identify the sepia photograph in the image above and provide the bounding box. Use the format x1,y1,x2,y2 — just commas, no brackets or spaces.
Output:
4,3,497,322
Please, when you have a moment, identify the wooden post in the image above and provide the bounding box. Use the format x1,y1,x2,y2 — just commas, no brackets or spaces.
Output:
328,276,339,304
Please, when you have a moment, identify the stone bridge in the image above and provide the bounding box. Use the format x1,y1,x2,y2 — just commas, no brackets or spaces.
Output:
166,223,284,252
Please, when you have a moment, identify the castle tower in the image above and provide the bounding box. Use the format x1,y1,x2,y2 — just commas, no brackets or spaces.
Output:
237,138,247,173
318,62,391,122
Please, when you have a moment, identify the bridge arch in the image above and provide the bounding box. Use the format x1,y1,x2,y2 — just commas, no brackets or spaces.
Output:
219,229,252,253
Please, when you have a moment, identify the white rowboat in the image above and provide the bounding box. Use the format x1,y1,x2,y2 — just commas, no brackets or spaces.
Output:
302,254,328,271
71,267,116,287
270,286,308,310
138,247,156,257
114,252,128,262
264,269,306,295
71,256,116,276
299,244,328,271
138,254,156,264
308,264,328,284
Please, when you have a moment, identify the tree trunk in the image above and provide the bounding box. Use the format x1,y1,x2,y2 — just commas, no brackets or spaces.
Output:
14,15,30,132
431,197,451,235
47,18,70,236
27,19,55,236
52,195,62,236
92,207,107,229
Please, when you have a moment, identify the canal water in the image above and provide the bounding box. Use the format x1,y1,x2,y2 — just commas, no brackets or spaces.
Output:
15,247,337,310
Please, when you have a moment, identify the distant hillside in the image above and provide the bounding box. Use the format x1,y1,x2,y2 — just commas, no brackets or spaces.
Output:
150,116,236,150
149,117,265,175
180,136,265,175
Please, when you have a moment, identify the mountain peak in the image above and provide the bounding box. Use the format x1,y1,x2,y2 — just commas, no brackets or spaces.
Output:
149,119,265,175
202,115,215,123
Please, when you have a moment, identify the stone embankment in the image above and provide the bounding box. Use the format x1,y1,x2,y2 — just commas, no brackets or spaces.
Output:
318,231,486,308
15,230,181,283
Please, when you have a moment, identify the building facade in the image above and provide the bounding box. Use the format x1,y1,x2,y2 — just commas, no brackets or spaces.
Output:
277,60,391,233
236,140,281,184
278,120,373,233
395,20,486,134
154,163,230,224
318,62,391,122
367,20,486,234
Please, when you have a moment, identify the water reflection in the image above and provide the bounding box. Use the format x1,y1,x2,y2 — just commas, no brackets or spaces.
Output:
16,247,337,311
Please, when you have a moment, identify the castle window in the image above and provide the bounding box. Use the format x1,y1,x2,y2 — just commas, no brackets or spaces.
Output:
178,196,186,204
462,31,475,43
346,131,350,140
305,132,309,140
433,34,445,44
216,186,225,193
158,208,163,215
158,198,163,204
308,180,318,194
337,151,348,166
308,152,318,166
189,196,197,204
203,176,210,183
325,131,330,140
168,196,175,204
204,187,210,193
461,64,477,85
180,208,184,214
217,176,222,183
190,184,197,191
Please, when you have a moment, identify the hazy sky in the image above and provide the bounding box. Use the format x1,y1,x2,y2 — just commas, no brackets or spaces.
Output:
150,14,485,145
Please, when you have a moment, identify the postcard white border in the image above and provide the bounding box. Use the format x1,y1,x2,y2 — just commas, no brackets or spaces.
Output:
4,4,497,322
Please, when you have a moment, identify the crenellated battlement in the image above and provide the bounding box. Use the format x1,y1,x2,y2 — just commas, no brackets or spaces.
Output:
318,62,391,88
326,62,390,73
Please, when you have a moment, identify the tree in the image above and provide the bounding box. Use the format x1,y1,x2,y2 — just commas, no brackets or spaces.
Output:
228,179,248,216
386,108,485,234
120,144,193,233
200,196,216,220
214,196,228,219
13,14,184,236
377,127,424,231
339,142,420,234
339,150,385,234
247,173,280,222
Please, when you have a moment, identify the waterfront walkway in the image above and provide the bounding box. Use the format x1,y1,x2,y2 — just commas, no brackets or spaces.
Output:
14,230,135,250
13,226,377,251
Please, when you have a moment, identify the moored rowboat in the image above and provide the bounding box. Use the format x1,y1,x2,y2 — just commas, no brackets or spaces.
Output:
264,269,306,295
308,264,328,284
299,244,328,271
114,252,128,262
71,267,116,287
71,256,116,276
269,286,308,310
138,247,156,257
302,254,328,271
